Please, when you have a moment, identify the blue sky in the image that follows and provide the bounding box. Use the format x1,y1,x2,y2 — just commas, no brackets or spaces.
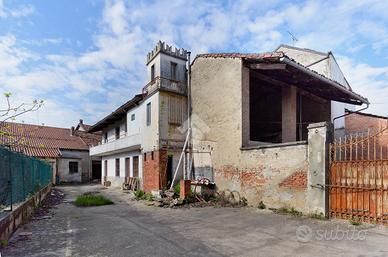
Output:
1,0,387,127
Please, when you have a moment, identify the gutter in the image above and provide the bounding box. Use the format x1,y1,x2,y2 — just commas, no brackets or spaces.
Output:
280,57,369,105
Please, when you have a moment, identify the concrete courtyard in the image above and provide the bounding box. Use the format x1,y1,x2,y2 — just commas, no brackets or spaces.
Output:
2,184,388,257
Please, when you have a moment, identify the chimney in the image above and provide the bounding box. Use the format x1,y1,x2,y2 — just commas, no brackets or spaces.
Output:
79,119,83,124
70,126,75,136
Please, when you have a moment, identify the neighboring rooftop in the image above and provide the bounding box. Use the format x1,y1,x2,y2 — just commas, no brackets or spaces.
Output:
345,109,388,120
0,122,98,158
89,94,144,133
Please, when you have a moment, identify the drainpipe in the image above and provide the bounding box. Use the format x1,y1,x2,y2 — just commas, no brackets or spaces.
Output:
186,51,192,180
332,103,370,128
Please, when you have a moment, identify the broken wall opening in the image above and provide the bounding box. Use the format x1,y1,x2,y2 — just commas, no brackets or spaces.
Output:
248,69,331,145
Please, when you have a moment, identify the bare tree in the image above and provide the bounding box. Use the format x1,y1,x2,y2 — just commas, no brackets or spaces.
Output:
0,92,44,148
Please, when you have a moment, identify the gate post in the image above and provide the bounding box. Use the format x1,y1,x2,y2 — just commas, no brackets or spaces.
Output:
307,122,333,217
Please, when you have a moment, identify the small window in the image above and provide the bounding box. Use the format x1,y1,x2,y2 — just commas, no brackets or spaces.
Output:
115,158,120,177
115,127,120,139
146,103,151,126
124,122,127,133
69,162,78,174
151,151,154,160
151,64,155,81
131,114,135,121
103,132,108,143
144,153,147,162
170,62,177,80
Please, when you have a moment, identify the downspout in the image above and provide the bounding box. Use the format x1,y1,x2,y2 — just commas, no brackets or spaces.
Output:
332,103,370,127
187,51,192,180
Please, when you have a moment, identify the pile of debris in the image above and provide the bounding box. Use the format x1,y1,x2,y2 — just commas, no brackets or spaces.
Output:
133,178,247,208
32,188,64,220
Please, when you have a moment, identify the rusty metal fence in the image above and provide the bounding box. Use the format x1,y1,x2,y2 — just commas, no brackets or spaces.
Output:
329,126,388,224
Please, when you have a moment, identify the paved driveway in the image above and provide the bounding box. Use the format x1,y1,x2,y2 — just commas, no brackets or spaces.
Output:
2,184,388,257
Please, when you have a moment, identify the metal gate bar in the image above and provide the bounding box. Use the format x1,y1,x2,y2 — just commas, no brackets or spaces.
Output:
329,126,388,224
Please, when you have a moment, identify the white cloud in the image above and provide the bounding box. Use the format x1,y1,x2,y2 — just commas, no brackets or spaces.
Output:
0,1,35,19
338,56,388,116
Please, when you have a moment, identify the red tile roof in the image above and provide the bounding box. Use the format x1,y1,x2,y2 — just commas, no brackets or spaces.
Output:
195,52,284,61
0,122,91,158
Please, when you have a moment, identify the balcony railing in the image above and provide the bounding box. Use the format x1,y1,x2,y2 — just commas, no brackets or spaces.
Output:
142,76,187,95
90,133,141,156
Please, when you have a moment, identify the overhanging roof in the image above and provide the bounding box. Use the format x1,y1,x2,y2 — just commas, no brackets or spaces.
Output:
88,94,144,132
195,52,368,105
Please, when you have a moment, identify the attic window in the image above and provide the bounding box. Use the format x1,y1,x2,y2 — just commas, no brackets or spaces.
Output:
170,62,177,80
151,64,155,81
131,114,135,121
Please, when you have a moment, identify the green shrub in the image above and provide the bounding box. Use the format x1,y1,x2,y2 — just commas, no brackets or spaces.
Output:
74,194,113,207
309,211,326,220
257,201,266,209
173,184,180,196
134,190,145,200
144,192,153,201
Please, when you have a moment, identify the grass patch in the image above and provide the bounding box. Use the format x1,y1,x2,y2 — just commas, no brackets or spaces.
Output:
74,194,113,207
144,192,153,201
349,218,362,226
274,207,302,217
173,184,180,196
309,211,326,220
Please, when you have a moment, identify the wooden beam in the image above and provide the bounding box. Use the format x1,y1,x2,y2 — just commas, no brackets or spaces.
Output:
249,63,286,70
251,72,328,104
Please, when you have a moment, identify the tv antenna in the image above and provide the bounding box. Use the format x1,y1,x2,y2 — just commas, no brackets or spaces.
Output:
287,31,298,46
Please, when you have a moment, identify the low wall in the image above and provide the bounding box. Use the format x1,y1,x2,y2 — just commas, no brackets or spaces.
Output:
215,143,308,212
0,184,52,242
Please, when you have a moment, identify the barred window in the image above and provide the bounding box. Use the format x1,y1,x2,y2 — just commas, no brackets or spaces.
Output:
168,96,185,125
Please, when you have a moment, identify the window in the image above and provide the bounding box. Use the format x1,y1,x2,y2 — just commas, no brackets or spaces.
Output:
115,127,120,139
151,151,154,160
144,153,147,162
170,62,177,80
168,95,185,125
151,64,155,81
146,103,151,126
124,122,127,133
69,162,78,174
131,113,135,121
103,132,108,143
115,158,120,177
104,160,108,177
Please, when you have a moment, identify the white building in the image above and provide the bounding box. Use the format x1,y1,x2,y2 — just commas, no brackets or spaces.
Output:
89,41,188,191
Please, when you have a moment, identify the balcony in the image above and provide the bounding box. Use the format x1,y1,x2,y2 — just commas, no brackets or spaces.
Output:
142,76,187,96
90,133,141,156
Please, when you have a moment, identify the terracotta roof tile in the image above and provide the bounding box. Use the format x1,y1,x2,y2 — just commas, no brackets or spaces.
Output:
0,122,90,158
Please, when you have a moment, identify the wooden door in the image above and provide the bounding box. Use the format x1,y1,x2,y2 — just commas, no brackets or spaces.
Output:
133,156,139,178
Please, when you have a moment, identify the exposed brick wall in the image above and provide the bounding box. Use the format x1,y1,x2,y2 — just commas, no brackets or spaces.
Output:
345,113,386,134
143,150,167,192
279,171,307,189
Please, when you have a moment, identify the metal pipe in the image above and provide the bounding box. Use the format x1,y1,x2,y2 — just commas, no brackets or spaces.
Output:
187,51,192,180
170,128,191,190
332,103,369,127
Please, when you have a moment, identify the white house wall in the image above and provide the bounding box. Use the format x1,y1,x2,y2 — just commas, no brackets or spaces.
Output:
102,151,143,188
